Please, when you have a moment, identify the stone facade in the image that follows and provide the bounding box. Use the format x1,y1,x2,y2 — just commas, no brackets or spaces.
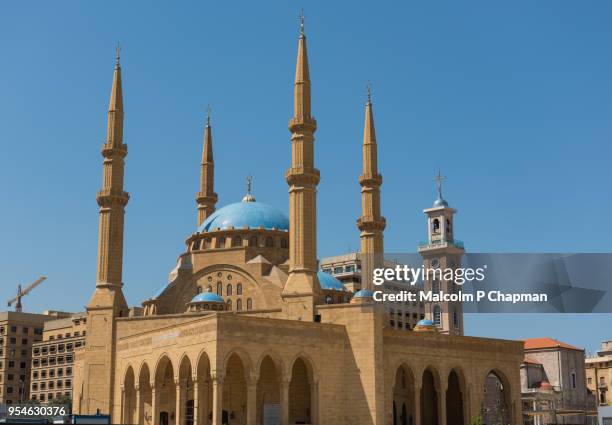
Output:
71,20,525,425
521,338,597,424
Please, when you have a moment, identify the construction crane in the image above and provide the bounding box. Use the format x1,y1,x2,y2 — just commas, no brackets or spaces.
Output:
7,276,47,312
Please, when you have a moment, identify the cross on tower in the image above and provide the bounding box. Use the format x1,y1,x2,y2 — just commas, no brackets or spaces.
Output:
434,170,446,200
299,9,305,35
115,42,121,66
366,81,372,104
246,175,253,195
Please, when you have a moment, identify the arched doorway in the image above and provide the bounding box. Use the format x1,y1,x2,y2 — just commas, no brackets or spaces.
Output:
421,368,439,425
289,357,313,424
257,356,281,425
225,353,248,424
154,356,175,425
446,369,464,425
178,356,193,425
393,365,415,425
481,371,511,425
195,352,212,425
138,363,152,425
123,366,137,424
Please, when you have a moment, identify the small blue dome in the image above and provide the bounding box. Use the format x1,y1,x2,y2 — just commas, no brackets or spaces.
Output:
417,319,434,326
198,201,289,232
353,289,375,298
317,271,346,291
190,293,224,303
433,197,449,208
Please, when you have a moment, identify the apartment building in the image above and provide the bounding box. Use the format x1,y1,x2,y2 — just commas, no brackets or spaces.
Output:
586,340,612,408
0,311,69,404
29,312,87,404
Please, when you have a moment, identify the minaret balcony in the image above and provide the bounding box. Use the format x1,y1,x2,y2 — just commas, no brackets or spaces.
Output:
288,116,317,132
418,239,464,251
285,167,320,186
359,174,383,187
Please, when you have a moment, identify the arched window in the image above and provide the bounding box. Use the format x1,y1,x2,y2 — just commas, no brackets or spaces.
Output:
192,240,201,250
433,305,442,327
232,236,241,247
249,236,258,247
432,218,440,232
446,219,452,234
217,282,222,295
236,299,242,311
227,300,232,311
281,238,288,249
265,237,274,247
207,285,212,293
226,284,232,296
246,298,252,310
237,283,243,295
216,237,226,248
204,238,212,249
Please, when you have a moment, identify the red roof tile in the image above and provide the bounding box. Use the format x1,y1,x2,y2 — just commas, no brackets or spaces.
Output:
524,337,582,351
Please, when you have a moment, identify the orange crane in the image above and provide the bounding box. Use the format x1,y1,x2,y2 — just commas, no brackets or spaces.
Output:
7,276,47,312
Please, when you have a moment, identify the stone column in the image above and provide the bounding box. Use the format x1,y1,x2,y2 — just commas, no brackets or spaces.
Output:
193,377,199,425
246,376,258,425
175,381,182,425
212,375,224,425
135,384,141,425
120,386,126,425
414,384,422,425
280,378,290,425
438,381,448,425
151,384,158,425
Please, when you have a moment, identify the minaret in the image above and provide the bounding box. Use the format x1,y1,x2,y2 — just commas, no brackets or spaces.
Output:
79,47,129,416
196,106,218,226
282,12,322,320
418,172,465,336
90,46,129,310
357,84,386,291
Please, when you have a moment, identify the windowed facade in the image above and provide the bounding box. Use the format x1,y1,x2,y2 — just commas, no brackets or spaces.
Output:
29,313,86,404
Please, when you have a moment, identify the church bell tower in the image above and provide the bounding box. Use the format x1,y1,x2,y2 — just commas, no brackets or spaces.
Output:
418,172,464,336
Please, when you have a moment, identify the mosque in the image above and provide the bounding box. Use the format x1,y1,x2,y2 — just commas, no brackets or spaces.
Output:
72,18,524,425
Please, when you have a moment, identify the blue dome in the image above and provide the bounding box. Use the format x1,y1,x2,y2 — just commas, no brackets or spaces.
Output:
190,293,224,303
317,271,346,291
198,201,289,232
433,197,449,208
417,319,434,326
353,289,375,298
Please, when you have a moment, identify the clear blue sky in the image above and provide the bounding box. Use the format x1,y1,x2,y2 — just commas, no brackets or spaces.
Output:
0,1,610,353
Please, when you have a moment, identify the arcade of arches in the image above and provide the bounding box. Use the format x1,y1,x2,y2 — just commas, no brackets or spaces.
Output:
122,355,514,425
391,365,514,425
121,352,316,425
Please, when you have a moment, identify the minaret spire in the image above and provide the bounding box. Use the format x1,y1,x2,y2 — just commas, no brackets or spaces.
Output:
92,49,129,300
282,11,322,320
357,83,386,291
196,105,218,226
80,48,129,416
